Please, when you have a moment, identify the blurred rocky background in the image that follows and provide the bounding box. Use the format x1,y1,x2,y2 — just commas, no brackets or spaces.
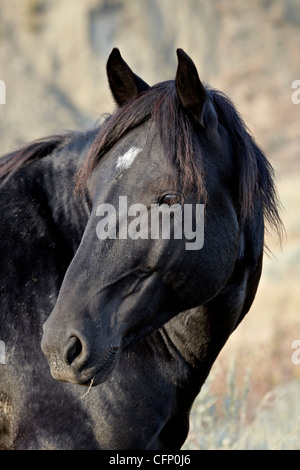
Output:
1,0,299,167
1,0,300,448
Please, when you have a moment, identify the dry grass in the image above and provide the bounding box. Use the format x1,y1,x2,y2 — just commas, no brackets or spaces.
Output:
183,315,300,449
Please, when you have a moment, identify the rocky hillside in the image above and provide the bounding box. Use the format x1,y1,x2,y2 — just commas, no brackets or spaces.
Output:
0,0,299,175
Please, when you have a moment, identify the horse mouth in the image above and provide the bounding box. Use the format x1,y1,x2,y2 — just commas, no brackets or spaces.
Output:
81,346,120,387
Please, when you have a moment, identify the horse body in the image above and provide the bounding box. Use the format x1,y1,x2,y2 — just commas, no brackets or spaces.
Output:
0,131,93,448
0,49,280,449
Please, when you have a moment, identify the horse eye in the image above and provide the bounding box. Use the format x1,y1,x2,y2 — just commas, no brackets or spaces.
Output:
159,194,181,206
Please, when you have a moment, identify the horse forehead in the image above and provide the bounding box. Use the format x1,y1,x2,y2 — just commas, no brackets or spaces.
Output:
115,146,142,172
114,123,163,174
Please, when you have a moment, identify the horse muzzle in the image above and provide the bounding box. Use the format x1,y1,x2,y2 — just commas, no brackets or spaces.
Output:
41,327,120,386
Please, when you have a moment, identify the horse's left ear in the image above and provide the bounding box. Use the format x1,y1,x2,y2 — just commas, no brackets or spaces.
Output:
107,48,150,107
176,49,216,127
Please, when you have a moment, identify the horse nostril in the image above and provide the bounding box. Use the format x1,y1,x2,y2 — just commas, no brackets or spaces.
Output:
65,336,84,366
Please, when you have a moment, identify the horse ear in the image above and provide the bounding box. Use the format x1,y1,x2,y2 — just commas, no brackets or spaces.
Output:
107,48,150,107
176,49,215,127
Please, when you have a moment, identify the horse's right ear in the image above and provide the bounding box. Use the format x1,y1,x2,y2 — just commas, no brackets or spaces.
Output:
107,48,150,107
176,49,217,128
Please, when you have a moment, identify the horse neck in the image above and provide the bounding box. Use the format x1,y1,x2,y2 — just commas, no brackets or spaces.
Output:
38,150,90,254
0,132,93,294
26,131,97,250
157,303,235,388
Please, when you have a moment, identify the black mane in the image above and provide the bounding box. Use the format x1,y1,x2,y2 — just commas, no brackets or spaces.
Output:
76,81,206,201
0,80,282,238
76,80,282,237
0,136,66,187
207,88,282,237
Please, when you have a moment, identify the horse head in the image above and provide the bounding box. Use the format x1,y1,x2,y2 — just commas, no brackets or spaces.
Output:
41,49,279,387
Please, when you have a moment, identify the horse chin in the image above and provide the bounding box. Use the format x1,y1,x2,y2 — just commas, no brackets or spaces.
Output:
82,348,120,387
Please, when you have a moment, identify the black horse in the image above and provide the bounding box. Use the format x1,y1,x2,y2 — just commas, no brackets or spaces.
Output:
0,49,281,450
